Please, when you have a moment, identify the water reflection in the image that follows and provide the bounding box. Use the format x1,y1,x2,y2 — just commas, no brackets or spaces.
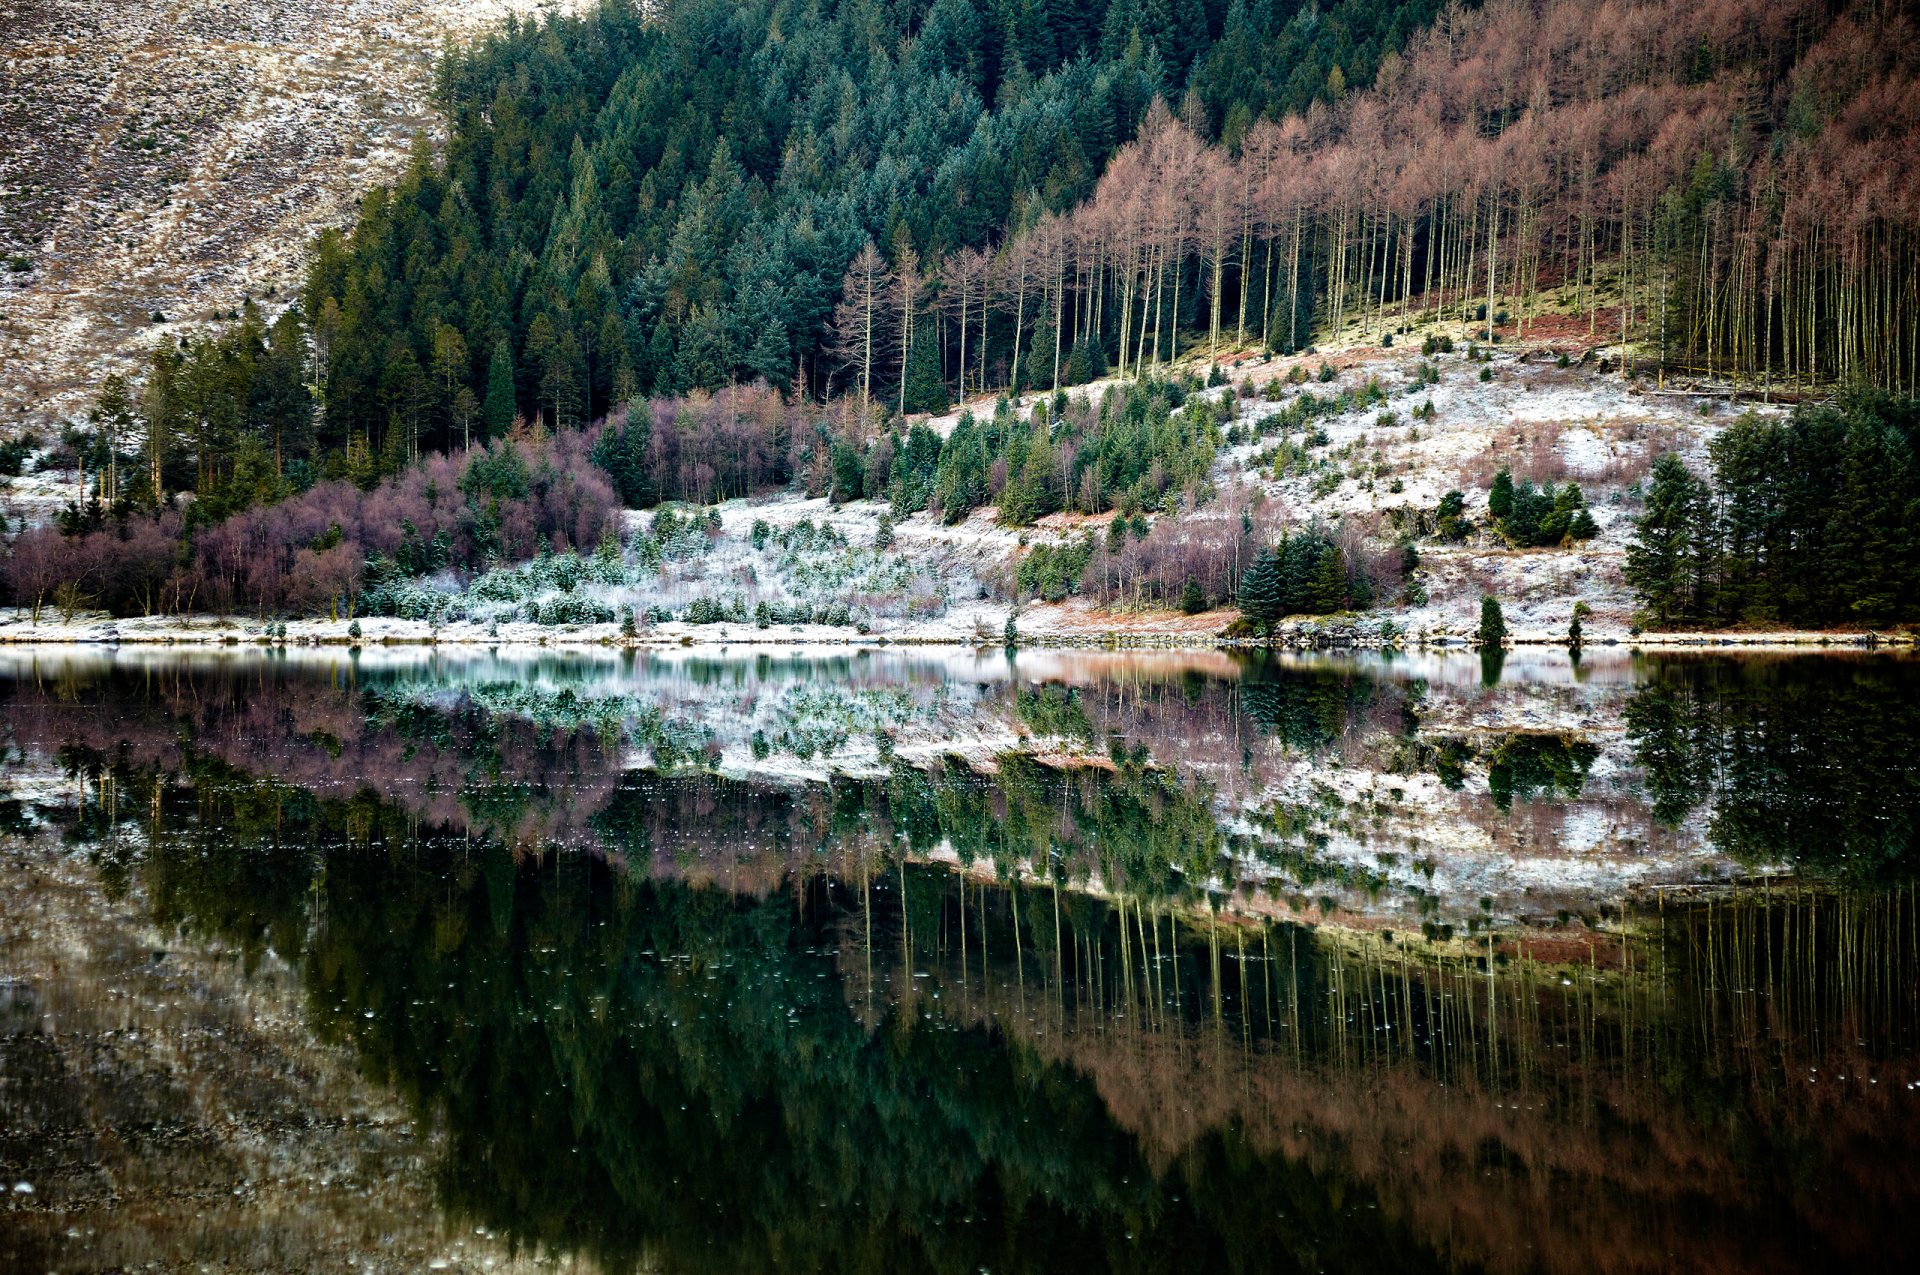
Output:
3,648,1920,1271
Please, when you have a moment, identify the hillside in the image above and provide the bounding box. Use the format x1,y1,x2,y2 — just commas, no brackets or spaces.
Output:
0,0,583,433
1,324,1869,648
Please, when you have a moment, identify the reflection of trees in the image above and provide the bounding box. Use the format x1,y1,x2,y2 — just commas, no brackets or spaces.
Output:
79,762,1920,1275
1235,663,1383,753
1483,734,1599,811
1625,657,1920,876
99,778,1446,1274
889,881,1920,1275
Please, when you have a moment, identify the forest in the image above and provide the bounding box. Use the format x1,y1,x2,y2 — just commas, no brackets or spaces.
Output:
1624,393,1920,629
289,0,1912,464
6,0,1919,630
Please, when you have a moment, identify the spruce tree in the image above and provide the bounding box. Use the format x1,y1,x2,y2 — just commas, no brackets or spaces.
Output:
1569,600,1590,648
1488,469,1515,521
1236,548,1283,632
1309,541,1349,612
1478,595,1507,648
1625,453,1709,627
482,340,516,439
900,334,949,415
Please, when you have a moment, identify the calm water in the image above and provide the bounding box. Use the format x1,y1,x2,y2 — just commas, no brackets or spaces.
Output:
2,647,1918,1272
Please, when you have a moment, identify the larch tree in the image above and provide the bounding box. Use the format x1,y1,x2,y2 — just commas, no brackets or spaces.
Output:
828,240,894,414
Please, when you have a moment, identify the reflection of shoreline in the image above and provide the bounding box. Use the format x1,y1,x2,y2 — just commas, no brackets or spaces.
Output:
40,790,1914,1275
3,615,1914,654
5,648,1913,931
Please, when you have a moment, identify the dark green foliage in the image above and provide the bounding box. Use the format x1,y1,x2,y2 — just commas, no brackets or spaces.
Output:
1484,734,1599,811
1237,663,1380,751
934,381,1218,527
830,439,865,504
1626,395,1920,629
1180,578,1207,614
0,433,33,477
1432,489,1471,541
1486,468,1597,547
1015,685,1095,742
482,340,517,439
1062,337,1107,387
1237,530,1366,631
888,423,944,514
1014,535,1095,601
1488,470,1513,520
293,0,1443,441
1625,452,1713,627
1236,547,1284,631
901,334,950,415
1477,596,1506,648
1626,658,1920,877
589,407,654,507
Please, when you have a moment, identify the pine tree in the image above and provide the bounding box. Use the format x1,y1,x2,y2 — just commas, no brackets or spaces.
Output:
1236,548,1283,632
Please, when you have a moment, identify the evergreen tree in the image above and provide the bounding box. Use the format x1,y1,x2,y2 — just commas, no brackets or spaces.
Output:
1625,453,1711,628
1478,595,1506,648
1236,547,1283,632
1309,540,1349,612
900,333,949,415
1488,469,1515,521
482,340,517,440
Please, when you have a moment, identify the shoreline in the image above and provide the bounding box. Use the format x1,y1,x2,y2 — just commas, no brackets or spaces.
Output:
0,610,1909,653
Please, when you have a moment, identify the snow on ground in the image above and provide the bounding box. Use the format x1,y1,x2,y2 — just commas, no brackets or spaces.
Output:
6,301,1877,648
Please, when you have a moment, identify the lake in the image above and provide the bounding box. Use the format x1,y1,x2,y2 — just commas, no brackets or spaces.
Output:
2,646,1917,1272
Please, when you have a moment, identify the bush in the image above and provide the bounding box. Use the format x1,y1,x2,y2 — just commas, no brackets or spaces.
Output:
1433,490,1472,542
